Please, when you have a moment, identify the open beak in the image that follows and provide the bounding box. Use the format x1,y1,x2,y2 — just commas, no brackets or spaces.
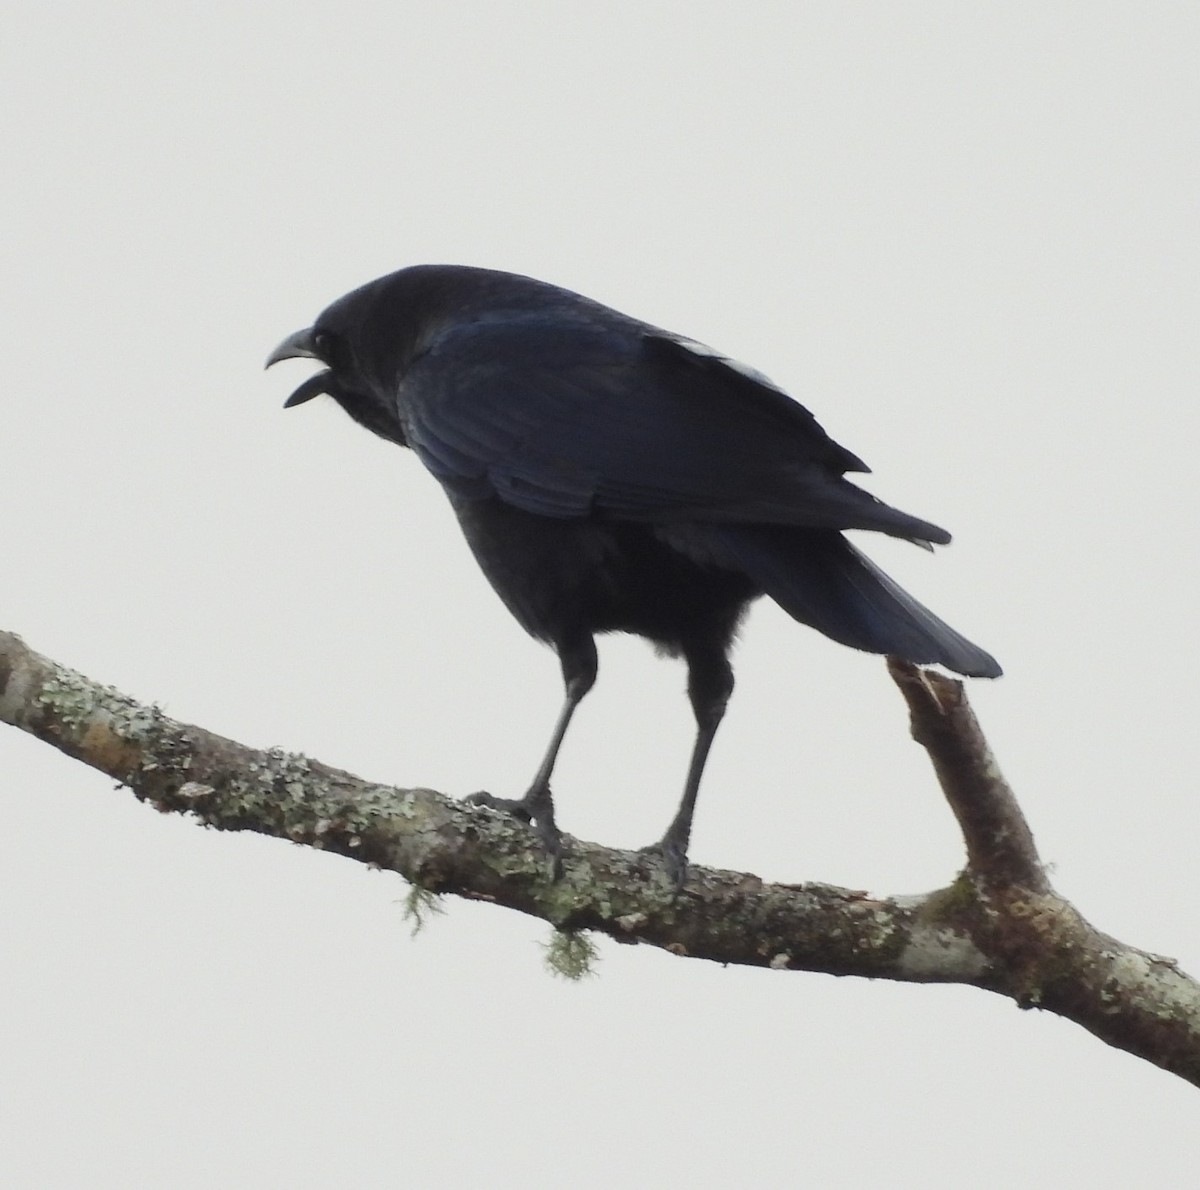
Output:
266,327,318,367
265,328,331,408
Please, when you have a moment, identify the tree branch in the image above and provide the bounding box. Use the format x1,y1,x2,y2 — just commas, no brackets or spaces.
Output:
3,629,1198,1086
886,659,1047,893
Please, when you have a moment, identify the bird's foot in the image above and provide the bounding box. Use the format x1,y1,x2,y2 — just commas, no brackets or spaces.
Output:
465,785,563,877
637,834,690,890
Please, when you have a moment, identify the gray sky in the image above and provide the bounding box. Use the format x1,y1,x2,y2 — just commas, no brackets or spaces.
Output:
3,4,1197,1185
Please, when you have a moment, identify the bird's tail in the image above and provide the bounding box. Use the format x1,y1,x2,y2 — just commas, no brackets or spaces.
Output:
710,526,1002,678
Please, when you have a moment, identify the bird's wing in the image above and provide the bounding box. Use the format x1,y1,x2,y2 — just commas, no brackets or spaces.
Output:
400,318,949,543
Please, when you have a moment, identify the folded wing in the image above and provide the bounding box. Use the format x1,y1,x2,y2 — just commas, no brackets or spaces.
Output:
400,317,951,545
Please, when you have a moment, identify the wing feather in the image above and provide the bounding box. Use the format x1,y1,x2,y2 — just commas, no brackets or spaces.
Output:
400,318,949,543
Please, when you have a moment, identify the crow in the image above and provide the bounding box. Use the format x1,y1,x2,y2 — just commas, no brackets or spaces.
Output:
267,264,1000,883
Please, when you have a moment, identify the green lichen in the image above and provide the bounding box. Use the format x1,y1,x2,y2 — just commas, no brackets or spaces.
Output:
37,668,106,730
921,871,978,923
110,700,167,743
261,747,311,802
403,885,446,936
37,667,170,777
543,929,599,980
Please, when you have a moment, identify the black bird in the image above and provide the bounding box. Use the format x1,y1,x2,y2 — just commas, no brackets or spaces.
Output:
267,265,1000,882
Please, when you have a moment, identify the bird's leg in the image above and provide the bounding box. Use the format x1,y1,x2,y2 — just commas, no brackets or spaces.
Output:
467,635,597,868
644,646,734,887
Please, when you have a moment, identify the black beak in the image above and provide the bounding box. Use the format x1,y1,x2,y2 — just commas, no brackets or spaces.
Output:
266,328,332,408
266,327,318,367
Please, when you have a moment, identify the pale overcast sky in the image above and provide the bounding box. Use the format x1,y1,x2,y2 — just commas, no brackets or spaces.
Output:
3,4,1198,1186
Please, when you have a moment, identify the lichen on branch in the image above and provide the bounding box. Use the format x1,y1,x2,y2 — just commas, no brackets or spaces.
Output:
2,628,1198,1088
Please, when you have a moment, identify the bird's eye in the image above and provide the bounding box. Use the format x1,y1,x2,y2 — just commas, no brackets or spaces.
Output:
312,330,335,359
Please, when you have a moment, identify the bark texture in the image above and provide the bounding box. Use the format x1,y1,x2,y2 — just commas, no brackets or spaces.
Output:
2,629,1196,1086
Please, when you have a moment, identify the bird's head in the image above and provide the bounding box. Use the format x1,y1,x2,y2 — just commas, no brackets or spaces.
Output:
264,325,341,406
268,264,581,449
265,279,415,447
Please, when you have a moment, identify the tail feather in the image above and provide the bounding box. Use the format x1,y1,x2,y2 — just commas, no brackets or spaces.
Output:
709,525,1001,678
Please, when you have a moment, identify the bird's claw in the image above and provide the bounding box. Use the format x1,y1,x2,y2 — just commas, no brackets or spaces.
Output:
638,837,690,890
465,788,564,877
